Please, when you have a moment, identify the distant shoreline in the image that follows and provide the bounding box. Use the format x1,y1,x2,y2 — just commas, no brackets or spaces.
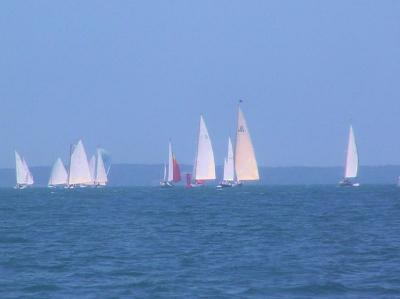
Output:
0,164,399,187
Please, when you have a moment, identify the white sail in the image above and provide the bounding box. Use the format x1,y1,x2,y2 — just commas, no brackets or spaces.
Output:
222,158,227,181
68,140,93,185
193,115,216,180
163,163,167,182
89,155,96,182
167,141,174,182
344,125,359,178
97,148,111,175
22,157,34,185
235,106,259,181
48,158,68,186
95,149,108,185
15,151,28,185
223,137,235,181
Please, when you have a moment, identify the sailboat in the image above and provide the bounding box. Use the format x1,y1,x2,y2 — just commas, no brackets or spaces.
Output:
339,125,360,187
234,102,259,185
92,149,109,186
48,158,68,187
188,115,216,187
15,151,34,189
160,140,181,187
217,137,236,188
67,140,93,188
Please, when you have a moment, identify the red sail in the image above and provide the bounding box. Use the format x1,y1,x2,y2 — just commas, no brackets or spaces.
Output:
172,157,181,182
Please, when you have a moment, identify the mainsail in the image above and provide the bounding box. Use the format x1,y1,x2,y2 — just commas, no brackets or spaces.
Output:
234,105,259,181
48,158,68,186
344,125,359,178
193,115,216,181
15,151,25,185
68,140,93,185
223,137,235,182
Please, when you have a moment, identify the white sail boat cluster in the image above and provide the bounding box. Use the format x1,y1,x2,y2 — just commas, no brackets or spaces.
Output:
64,140,110,188
15,139,111,189
11,106,365,189
182,102,259,188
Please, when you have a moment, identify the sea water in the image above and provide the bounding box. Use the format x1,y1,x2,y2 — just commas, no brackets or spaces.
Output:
1,186,400,298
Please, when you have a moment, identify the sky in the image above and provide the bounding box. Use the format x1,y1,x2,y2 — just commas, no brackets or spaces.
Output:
0,0,399,168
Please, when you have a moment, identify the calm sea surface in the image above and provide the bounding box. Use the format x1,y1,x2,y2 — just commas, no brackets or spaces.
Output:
1,186,400,298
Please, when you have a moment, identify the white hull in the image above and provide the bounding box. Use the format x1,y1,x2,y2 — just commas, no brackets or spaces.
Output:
216,181,239,189
14,184,28,190
186,183,205,188
160,181,174,188
339,178,360,187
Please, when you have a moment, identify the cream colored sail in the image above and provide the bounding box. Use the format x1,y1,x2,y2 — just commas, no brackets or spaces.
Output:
95,149,108,185
223,137,235,181
167,141,173,182
48,158,68,186
344,125,359,178
193,115,216,180
235,106,259,181
68,140,93,185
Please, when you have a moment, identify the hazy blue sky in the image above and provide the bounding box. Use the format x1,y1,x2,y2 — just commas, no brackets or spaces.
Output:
0,1,399,167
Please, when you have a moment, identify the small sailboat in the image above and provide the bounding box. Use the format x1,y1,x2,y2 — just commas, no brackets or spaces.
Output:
234,102,259,185
48,158,68,187
160,141,181,187
217,137,236,188
15,151,34,189
187,115,216,187
67,140,93,188
93,149,109,186
339,125,360,187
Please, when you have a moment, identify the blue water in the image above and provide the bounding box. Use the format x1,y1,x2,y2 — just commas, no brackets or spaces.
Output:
1,186,400,298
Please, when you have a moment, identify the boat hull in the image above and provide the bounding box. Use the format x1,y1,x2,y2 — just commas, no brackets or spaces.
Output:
186,183,205,188
339,179,360,187
160,181,174,188
14,184,28,190
216,181,237,189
